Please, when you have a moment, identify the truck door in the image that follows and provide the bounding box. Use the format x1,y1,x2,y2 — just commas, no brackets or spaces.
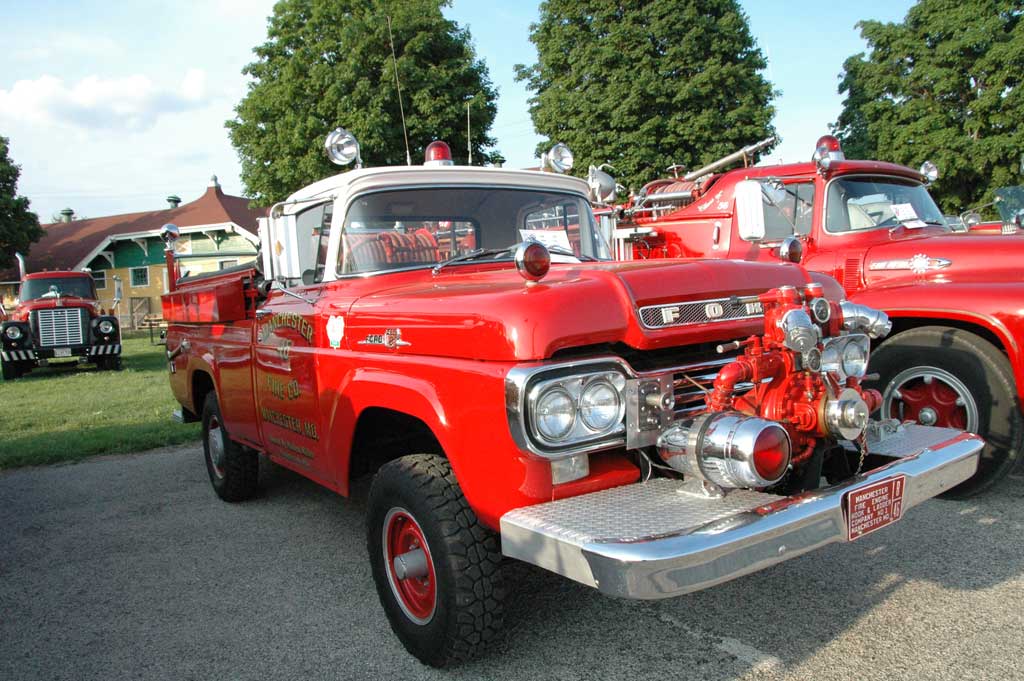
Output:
731,179,817,265
254,200,333,484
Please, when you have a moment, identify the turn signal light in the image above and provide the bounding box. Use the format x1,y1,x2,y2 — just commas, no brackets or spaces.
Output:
515,241,551,282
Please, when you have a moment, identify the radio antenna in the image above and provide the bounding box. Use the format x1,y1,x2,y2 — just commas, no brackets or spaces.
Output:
466,98,472,165
386,16,412,166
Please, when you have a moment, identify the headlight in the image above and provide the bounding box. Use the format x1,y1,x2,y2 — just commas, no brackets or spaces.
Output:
98,320,115,334
526,369,627,448
535,388,576,441
4,325,22,340
821,334,870,380
580,379,623,432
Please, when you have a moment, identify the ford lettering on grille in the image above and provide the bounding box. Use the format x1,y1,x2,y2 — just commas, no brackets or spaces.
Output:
639,297,764,329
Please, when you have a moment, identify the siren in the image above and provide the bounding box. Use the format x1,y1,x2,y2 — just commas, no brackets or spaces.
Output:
425,141,454,166
812,135,845,172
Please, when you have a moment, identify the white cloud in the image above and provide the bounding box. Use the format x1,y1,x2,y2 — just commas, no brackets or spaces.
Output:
0,70,212,131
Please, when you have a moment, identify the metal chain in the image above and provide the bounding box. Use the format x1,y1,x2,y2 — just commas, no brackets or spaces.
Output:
854,433,869,476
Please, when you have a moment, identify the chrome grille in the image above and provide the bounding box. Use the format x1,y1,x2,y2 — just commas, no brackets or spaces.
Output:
35,309,86,347
638,296,763,329
669,356,753,418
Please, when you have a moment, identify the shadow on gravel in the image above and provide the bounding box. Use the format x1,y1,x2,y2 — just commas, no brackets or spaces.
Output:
250,457,1024,679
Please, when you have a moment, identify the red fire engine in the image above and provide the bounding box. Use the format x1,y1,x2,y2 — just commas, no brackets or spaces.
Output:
605,135,1022,495
161,130,982,666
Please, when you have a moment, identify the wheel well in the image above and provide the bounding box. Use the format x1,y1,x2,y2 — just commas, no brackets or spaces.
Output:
886,317,1006,356
348,408,443,482
191,370,215,416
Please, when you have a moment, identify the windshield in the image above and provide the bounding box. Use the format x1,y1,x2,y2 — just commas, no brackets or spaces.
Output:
825,176,946,233
337,187,610,275
21,277,97,301
995,186,1024,224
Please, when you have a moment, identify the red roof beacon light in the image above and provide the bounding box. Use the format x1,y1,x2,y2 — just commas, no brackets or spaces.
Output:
812,135,845,173
514,241,551,282
424,141,454,167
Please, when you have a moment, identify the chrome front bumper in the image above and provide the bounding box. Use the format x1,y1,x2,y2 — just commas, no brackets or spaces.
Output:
500,425,982,600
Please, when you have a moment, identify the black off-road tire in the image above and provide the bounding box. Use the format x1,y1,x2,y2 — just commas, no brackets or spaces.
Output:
367,454,506,668
868,326,1022,497
201,392,259,502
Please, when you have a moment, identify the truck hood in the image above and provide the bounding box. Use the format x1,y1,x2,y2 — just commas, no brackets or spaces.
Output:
864,234,1024,287
344,259,815,361
10,296,98,322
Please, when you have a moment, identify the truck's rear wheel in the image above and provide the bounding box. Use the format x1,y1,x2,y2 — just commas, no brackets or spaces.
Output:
868,326,1022,496
367,454,505,667
201,392,259,502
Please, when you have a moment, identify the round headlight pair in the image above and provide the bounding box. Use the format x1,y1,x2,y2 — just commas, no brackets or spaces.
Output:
534,378,623,442
98,320,115,334
4,325,22,341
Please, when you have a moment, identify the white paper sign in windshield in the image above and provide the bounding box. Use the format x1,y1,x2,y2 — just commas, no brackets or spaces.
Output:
519,229,572,250
892,203,927,228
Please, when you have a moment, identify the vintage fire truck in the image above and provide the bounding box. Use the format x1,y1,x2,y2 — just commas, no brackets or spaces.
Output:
161,131,982,666
0,256,122,380
605,135,1023,496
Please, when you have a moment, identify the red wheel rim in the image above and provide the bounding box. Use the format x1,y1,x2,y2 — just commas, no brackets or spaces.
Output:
884,367,978,432
383,508,436,624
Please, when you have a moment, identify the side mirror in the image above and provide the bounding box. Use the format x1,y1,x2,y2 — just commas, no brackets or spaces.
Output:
735,180,766,242
1014,209,1024,229
777,236,803,263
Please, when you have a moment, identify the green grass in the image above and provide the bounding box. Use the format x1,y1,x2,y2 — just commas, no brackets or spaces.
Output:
0,335,200,468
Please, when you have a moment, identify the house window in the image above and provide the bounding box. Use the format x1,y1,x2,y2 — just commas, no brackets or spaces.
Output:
219,259,238,270
92,271,107,290
130,266,150,288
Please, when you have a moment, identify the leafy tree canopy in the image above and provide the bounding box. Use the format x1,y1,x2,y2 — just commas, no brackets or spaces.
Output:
833,1,1024,213
515,0,777,192
228,0,498,203
0,136,43,273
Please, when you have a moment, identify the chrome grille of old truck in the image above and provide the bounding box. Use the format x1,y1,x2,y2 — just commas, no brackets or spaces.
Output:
34,309,86,347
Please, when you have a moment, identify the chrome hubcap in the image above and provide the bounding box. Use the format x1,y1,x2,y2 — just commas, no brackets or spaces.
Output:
918,407,938,426
207,416,226,479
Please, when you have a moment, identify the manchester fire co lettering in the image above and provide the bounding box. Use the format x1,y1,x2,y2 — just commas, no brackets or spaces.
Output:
258,313,314,344
266,375,301,400
260,407,319,440
267,436,315,460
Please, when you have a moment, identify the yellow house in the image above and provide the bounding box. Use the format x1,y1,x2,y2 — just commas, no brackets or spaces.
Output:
1,176,262,328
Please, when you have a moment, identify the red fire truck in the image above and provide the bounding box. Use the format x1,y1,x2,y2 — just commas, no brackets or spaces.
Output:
605,135,1022,496
1,259,122,380
161,130,982,666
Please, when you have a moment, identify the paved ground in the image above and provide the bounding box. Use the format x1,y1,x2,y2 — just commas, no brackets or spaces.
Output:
1,444,1022,681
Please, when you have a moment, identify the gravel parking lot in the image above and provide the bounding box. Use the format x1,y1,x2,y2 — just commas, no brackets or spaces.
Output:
1,444,1022,681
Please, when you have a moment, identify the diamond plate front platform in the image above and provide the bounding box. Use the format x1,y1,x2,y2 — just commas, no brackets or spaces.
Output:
500,425,984,599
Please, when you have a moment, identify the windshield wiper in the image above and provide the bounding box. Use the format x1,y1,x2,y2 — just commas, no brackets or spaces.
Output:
547,245,598,262
432,247,514,275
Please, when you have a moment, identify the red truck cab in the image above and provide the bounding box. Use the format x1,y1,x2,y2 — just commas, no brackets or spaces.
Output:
1,267,122,380
610,136,1023,494
161,131,982,666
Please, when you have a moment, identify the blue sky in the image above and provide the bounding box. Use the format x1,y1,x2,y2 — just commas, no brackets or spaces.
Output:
0,0,914,222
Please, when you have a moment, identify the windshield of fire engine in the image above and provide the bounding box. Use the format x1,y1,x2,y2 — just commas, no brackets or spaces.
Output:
20,277,97,301
826,176,946,233
337,187,610,275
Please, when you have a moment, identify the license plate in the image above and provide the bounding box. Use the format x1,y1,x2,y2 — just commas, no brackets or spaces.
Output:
54,348,72,357
845,475,906,541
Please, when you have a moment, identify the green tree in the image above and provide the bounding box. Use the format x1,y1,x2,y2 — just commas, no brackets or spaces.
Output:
515,0,776,191
833,1,1024,213
227,0,498,204
0,136,43,272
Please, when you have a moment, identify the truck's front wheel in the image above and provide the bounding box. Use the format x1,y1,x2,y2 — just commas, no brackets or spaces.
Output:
869,326,1022,496
367,454,506,667
201,392,259,502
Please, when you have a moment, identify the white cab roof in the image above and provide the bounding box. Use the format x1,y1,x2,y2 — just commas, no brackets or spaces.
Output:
286,165,590,207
